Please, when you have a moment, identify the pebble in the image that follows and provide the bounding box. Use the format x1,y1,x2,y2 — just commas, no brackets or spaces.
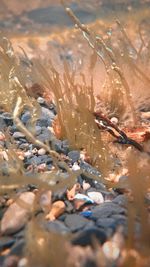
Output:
35,126,42,135
64,214,91,232
18,257,28,267
67,184,81,201
0,192,35,235
96,218,116,229
74,193,94,204
2,255,19,267
110,117,118,125
1,113,13,126
68,150,80,163
37,148,46,156
102,241,120,261
44,220,70,234
0,116,7,130
13,132,26,139
51,139,65,153
37,129,53,143
82,181,91,191
40,106,55,125
91,202,126,220
37,97,46,105
80,210,92,218
80,161,101,177
71,227,107,247
87,191,104,204
45,200,65,221
112,195,128,207
72,162,80,171
0,131,6,141
21,111,31,124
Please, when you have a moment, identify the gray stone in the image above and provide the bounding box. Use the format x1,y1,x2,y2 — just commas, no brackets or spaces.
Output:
13,132,26,139
68,150,80,163
21,111,31,124
44,220,70,234
113,194,128,207
96,218,115,229
87,191,104,204
64,214,90,232
71,227,107,247
91,202,127,220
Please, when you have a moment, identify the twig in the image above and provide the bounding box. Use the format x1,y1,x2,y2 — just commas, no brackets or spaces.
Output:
93,111,144,152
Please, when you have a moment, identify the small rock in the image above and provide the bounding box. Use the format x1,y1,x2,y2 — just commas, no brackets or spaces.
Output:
0,192,35,235
67,184,81,201
72,162,80,171
71,227,107,247
38,148,46,156
39,106,55,127
91,202,126,220
74,193,94,204
96,218,115,229
87,191,104,204
82,181,91,191
45,200,65,221
64,214,90,232
35,126,42,136
112,195,128,207
37,129,53,142
2,255,19,267
1,113,13,126
110,117,118,124
80,161,101,177
68,150,80,163
19,143,29,150
80,210,92,218
21,111,31,124
0,131,6,141
102,241,120,261
13,132,25,139
37,97,46,105
0,116,7,130
24,151,33,158
44,220,70,234
18,257,28,267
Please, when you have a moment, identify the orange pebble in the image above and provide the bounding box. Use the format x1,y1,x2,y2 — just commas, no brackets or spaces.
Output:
45,200,65,221
0,131,6,141
67,183,81,201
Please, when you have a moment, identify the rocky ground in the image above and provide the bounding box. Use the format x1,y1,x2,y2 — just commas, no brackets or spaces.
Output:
0,95,150,267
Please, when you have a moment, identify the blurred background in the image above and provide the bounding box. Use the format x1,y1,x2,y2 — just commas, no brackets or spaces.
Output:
0,0,149,99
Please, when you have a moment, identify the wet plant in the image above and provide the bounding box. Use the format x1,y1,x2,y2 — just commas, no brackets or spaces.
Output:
0,3,150,266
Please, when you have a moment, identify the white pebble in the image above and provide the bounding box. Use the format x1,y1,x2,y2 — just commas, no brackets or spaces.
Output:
38,148,46,155
82,181,91,191
74,193,94,203
72,162,80,171
87,191,104,204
